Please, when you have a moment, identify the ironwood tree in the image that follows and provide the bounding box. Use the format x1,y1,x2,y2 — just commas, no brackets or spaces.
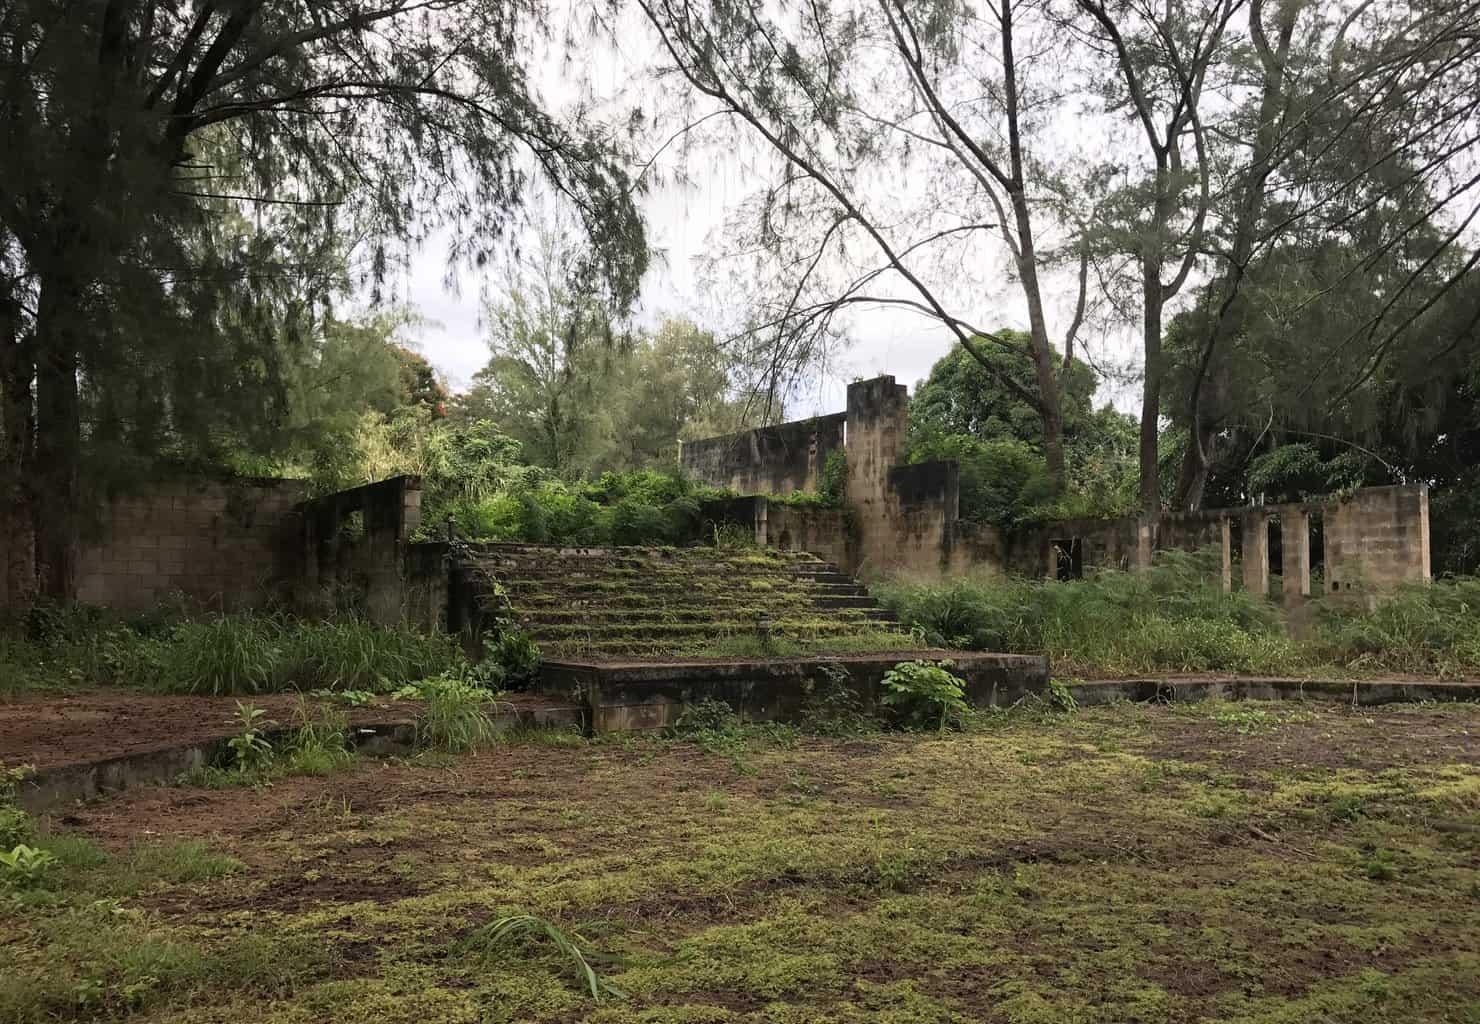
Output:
0,0,649,603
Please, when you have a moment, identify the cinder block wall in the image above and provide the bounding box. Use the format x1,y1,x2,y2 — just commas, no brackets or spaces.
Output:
76,479,308,612
679,413,846,496
1326,484,1431,592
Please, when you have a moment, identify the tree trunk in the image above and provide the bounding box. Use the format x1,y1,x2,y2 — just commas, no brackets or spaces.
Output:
1,296,36,610
999,0,1068,492
1139,259,1163,517
1010,194,1068,489
1173,421,1216,510
33,272,82,602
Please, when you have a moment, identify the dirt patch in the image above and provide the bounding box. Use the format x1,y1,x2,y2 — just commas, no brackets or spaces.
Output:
0,690,574,770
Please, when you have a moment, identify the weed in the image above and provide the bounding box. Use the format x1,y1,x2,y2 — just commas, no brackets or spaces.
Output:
0,764,35,848
1046,677,1080,713
415,677,499,751
880,660,969,731
800,662,879,736
0,844,58,889
226,702,274,772
464,914,625,1002
1364,848,1399,881
280,700,354,775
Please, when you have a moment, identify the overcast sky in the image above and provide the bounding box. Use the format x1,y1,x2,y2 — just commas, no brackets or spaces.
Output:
366,13,1146,422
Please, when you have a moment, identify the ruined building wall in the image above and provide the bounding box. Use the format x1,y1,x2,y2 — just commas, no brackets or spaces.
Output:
679,413,846,496
680,374,1434,595
301,475,424,625
74,478,308,612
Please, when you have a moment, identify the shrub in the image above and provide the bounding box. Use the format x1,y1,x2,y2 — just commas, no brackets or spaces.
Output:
0,845,58,890
482,630,542,690
880,660,969,731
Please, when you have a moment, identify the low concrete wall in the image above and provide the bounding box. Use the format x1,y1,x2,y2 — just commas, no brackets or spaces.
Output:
1069,676,1480,707
541,651,1051,732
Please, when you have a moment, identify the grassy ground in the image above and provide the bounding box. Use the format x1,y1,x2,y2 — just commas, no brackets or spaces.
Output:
4,701,1479,1022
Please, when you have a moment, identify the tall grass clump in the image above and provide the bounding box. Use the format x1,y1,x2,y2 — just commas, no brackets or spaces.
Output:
1314,578,1480,676
875,549,1298,676
155,615,466,696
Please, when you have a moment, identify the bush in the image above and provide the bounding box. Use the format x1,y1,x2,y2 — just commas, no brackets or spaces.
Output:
880,660,969,731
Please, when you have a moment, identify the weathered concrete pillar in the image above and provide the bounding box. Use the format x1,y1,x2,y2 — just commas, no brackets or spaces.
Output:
1135,518,1154,571
1241,510,1269,597
1281,507,1311,602
1045,540,1057,580
1219,518,1232,593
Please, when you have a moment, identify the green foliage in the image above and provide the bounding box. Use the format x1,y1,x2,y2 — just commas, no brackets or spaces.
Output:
875,550,1296,676
799,663,879,736
1313,579,1480,677
1046,678,1079,714
480,631,543,691
0,845,58,890
880,660,969,732
413,678,500,752
876,552,1480,678
432,462,737,547
155,616,465,696
226,703,275,773
672,698,741,737
0,764,35,849
464,914,625,1003
819,449,848,504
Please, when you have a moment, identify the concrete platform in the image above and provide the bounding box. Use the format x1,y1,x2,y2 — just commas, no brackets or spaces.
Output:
540,650,1051,732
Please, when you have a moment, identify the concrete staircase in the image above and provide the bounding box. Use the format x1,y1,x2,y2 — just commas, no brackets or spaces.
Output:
461,545,908,660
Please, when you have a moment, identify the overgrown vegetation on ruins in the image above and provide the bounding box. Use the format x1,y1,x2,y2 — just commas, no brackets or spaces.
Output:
877,551,1480,679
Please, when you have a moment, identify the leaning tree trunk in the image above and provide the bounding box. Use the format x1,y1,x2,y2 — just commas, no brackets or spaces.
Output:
32,271,83,602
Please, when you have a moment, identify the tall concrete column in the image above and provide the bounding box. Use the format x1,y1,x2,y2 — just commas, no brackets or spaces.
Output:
1281,507,1311,602
1241,510,1269,597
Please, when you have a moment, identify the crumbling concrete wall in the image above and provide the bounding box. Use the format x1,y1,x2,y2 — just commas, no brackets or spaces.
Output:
74,478,307,612
679,413,846,496
679,375,1433,597
765,503,856,571
301,475,423,625
1324,485,1431,593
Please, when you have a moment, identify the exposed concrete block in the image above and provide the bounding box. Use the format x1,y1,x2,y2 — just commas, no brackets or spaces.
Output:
1281,507,1311,602
1241,511,1269,597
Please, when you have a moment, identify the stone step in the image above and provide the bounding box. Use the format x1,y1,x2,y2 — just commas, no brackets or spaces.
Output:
812,594,884,609
517,607,890,626
526,620,887,642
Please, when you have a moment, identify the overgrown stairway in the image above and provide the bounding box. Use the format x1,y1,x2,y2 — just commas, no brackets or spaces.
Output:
460,545,912,660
